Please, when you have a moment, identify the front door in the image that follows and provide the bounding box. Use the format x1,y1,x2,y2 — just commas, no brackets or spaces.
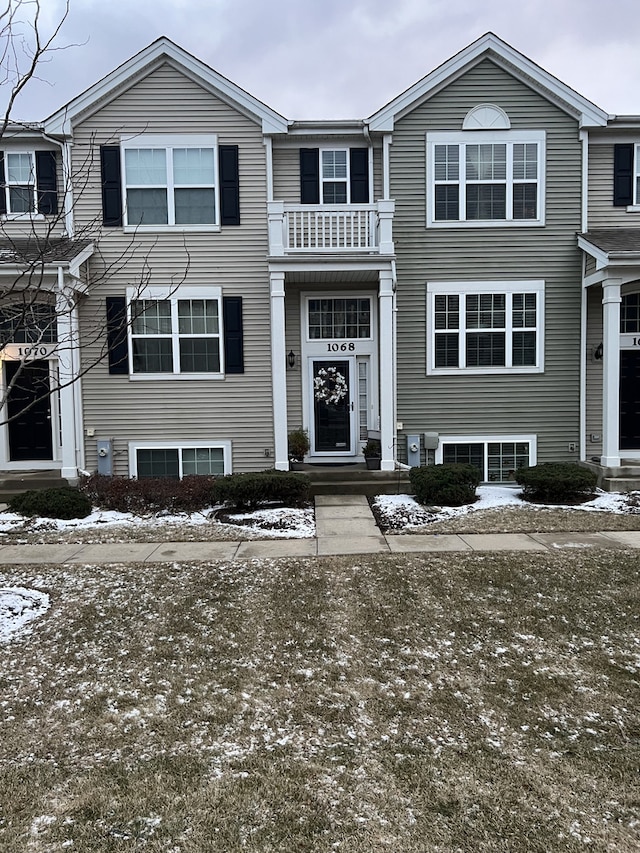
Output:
6,360,53,461
620,350,640,450
312,359,353,454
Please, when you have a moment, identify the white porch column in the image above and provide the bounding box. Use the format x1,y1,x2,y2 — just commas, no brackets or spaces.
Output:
56,274,80,480
379,269,395,471
270,271,289,470
601,277,622,467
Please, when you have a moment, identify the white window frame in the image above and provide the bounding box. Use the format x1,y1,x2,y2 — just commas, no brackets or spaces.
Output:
426,130,546,227
435,434,537,483
305,295,374,342
126,285,224,380
630,143,640,210
128,440,232,478
320,148,350,205
121,134,219,231
426,280,545,376
3,151,40,218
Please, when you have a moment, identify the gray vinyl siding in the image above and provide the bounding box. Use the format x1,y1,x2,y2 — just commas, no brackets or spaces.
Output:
272,144,383,202
392,58,583,465
587,144,640,228
585,286,603,455
73,63,274,475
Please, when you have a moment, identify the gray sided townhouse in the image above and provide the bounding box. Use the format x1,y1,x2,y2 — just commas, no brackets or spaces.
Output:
0,34,638,489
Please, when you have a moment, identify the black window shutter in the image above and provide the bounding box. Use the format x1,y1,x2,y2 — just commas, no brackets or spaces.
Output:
300,148,320,204
223,296,244,374
350,148,369,203
100,145,123,226
614,143,634,206
0,152,5,215
106,296,129,375
219,145,240,226
35,151,58,215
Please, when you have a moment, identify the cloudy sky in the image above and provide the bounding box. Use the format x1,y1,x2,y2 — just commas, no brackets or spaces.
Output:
7,0,640,122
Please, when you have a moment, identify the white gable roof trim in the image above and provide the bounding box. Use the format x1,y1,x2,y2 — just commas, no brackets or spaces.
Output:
368,33,608,132
44,37,289,136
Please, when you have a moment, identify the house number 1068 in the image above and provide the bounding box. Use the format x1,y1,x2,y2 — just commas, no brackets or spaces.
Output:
326,342,355,352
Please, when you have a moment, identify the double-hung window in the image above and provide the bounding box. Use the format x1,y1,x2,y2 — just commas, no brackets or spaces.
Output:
427,131,545,226
4,152,36,214
122,135,217,227
321,150,348,204
127,286,222,377
427,281,544,375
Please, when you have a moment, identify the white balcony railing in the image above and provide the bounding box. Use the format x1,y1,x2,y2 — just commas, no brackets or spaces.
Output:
268,200,394,256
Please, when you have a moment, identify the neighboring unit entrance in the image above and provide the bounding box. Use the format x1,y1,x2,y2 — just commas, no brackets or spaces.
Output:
312,359,353,453
6,360,53,461
620,350,640,450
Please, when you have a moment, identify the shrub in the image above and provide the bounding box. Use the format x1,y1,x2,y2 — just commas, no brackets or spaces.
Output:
288,429,310,463
9,487,92,520
212,470,311,511
80,474,217,514
515,463,597,503
410,463,480,506
362,439,381,458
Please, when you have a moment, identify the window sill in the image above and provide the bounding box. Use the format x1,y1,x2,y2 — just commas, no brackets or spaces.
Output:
626,205,640,213
2,213,45,221
129,373,225,381
123,224,221,233
427,366,543,376
426,219,545,229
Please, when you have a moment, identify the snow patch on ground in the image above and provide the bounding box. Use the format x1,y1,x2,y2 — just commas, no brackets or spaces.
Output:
0,586,49,643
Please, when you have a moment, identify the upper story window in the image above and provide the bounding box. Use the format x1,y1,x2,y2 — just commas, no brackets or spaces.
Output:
101,137,240,230
300,147,370,205
426,130,545,227
0,150,58,217
427,280,545,375
613,143,640,210
122,135,217,227
127,286,222,377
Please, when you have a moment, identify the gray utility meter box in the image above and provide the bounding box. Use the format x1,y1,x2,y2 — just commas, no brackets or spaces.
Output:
423,432,439,451
96,439,113,476
407,434,421,468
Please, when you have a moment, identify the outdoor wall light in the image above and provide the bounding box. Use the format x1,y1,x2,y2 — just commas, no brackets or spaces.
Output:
594,342,603,360
287,350,296,368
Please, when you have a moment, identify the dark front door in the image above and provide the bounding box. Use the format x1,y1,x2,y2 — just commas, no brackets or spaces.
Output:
620,350,640,450
6,360,53,461
313,359,352,453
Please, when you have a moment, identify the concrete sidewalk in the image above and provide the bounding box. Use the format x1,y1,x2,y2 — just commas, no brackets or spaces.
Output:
0,494,639,563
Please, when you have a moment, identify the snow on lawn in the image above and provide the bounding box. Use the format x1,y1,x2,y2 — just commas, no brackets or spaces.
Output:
0,586,49,643
374,486,637,529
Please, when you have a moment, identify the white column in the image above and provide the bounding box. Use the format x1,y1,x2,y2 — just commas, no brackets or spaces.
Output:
56,273,80,480
379,269,395,471
267,201,285,257
270,271,289,470
601,278,622,468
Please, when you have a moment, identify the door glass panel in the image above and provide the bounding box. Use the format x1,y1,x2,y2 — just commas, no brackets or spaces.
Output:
313,360,351,452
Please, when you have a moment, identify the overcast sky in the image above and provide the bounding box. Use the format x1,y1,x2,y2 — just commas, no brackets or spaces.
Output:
7,0,640,122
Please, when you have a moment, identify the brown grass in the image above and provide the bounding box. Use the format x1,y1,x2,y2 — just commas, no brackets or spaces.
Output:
1,550,639,851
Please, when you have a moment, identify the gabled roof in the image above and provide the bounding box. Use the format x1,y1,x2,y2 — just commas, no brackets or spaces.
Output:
368,32,608,132
43,37,289,136
579,228,640,258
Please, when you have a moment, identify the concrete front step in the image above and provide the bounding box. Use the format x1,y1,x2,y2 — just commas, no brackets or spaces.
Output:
296,465,411,497
600,478,640,492
0,470,70,501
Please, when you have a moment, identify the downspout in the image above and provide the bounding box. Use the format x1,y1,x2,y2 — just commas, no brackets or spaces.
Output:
579,130,589,462
39,130,74,238
383,134,392,200
264,136,274,202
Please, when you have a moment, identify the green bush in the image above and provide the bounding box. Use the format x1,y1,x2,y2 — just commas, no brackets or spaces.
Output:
212,470,311,511
9,487,92,520
515,463,597,503
410,463,480,506
80,474,217,514
288,429,310,463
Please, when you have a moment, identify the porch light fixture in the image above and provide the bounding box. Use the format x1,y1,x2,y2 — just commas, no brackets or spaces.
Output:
594,342,603,360
287,350,296,368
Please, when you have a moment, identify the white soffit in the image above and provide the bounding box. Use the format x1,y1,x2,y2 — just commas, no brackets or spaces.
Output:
367,32,608,132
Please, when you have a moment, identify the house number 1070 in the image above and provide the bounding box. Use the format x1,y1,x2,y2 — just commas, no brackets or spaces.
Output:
326,342,355,352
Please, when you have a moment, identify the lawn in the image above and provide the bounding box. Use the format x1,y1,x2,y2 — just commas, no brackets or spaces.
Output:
1,550,639,851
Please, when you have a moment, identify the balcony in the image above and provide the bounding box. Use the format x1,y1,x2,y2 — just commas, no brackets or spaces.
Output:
268,200,394,257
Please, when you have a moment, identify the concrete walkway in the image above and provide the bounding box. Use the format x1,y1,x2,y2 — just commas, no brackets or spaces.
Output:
0,494,639,564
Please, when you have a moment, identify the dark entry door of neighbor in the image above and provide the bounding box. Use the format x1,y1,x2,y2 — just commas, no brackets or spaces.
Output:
313,359,351,453
6,360,53,461
620,350,640,450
